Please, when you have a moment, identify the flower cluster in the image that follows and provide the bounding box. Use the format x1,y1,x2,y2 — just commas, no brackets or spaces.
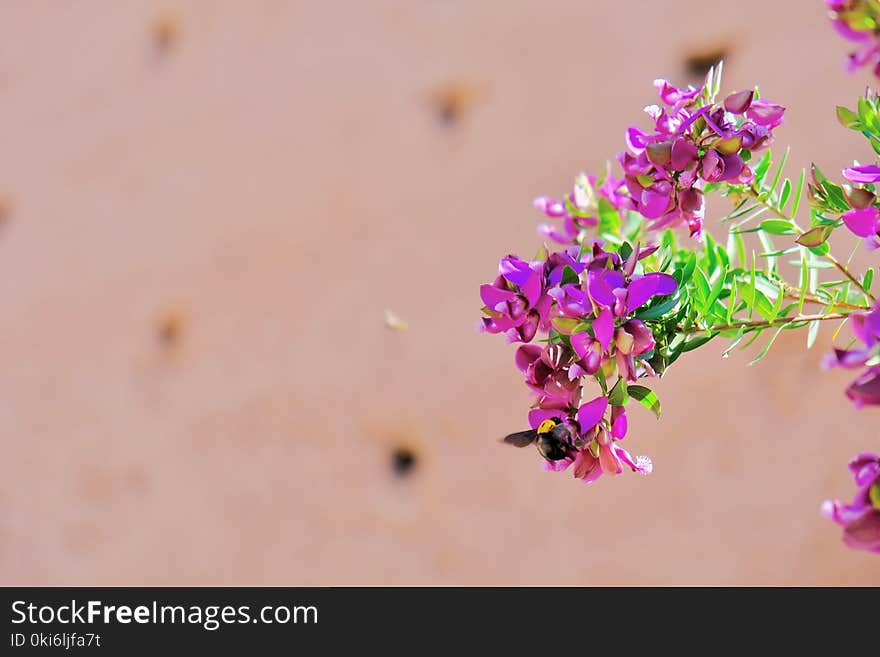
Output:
826,0,880,77
620,79,784,238
822,452,880,553
535,78,785,245
823,302,880,407
481,240,675,484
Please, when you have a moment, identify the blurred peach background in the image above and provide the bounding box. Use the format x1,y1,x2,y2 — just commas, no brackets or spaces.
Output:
0,1,878,585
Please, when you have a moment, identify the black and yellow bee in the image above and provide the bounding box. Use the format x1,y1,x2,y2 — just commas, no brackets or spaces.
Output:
502,418,571,461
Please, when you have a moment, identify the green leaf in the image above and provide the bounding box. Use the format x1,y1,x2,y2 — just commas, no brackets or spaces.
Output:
820,179,851,212
807,319,820,349
691,265,711,305
779,178,792,210
791,168,806,218
726,277,738,323
635,293,680,320
753,150,772,186
760,219,797,235
734,231,746,268
561,265,579,286
597,197,621,235
749,326,787,365
628,385,661,419
722,327,746,358
676,251,697,285
704,267,728,315
858,95,877,131
809,242,831,256
836,105,861,130
864,268,874,293
769,147,790,194
757,230,777,275
798,253,808,314
607,377,628,406
681,333,716,353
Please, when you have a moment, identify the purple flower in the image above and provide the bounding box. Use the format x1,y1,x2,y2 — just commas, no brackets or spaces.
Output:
823,302,880,407
822,452,880,553
516,343,582,408
480,255,552,342
841,206,880,249
843,164,880,183
571,403,652,484
745,99,786,129
620,78,783,238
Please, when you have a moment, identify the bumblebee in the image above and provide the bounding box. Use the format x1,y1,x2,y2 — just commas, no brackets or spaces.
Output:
502,418,571,461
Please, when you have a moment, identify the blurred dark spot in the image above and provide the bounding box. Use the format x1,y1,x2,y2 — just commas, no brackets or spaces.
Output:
153,13,179,52
683,46,728,79
391,446,417,477
430,81,485,127
0,198,11,227
157,312,184,347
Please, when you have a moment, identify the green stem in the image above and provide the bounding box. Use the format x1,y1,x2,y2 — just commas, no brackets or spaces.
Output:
683,311,849,335
781,287,869,311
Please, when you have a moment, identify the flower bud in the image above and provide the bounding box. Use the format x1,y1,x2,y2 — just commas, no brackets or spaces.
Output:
843,184,876,209
724,89,754,114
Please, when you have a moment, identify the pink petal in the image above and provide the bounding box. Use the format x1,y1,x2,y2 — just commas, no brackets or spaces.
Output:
577,396,609,433
842,206,880,238
593,308,614,351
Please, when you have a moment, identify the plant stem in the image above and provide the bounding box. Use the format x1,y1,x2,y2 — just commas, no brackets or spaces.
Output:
745,186,876,303
780,288,868,311
683,311,849,335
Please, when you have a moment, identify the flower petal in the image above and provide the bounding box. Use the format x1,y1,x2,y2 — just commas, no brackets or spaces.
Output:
593,308,614,351
842,206,880,238
577,396,608,433
843,164,880,184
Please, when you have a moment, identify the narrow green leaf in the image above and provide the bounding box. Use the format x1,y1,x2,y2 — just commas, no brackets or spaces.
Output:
760,219,797,235
628,385,661,419
769,147,790,194
757,231,777,274
722,327,747,358
807,319,820,348
779,178,792,210
682,333,715,353
726,277,738,324
749,325,787,365
798,253,808,314
791,168,806,218
753,150,772,186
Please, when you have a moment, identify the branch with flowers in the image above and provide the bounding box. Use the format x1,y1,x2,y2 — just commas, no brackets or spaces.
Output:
479,58,880,555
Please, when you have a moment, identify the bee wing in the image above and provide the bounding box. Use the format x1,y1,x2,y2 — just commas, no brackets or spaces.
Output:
501,429,537,448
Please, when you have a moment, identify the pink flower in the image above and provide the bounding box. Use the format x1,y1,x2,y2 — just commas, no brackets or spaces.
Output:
822,452,880,553
823,302,880,407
